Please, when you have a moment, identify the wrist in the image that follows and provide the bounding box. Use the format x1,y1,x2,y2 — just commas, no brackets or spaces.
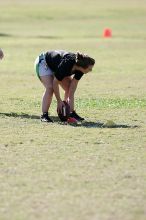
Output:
57,98,62,103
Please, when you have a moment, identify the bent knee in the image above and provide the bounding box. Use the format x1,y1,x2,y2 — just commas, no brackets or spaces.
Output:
45,86,53,93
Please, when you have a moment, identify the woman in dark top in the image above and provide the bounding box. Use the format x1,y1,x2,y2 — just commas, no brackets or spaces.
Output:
34,50,95,123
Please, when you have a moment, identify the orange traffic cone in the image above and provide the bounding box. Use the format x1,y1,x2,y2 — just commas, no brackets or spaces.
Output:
103,28,112,38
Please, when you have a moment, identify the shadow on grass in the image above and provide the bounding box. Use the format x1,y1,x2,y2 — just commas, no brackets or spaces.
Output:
0,33,63,39
77,121,138,129
36,35,63,39
0,112,60,121
0,112,40,120
0,33,12,37
0,112,139,129
58,120,138,129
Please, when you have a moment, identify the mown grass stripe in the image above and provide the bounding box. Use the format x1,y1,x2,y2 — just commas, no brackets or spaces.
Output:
75,98,146,109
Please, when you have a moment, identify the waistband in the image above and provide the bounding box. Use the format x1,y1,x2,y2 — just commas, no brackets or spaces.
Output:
39,53,46,63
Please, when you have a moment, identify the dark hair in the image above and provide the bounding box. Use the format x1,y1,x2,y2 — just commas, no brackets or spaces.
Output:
75,52,95,68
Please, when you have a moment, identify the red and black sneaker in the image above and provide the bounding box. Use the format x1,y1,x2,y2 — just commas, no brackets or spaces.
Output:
69,111,84,121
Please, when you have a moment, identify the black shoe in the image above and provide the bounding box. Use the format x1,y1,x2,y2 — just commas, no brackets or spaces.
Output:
40,113,53,123
69,111,84,121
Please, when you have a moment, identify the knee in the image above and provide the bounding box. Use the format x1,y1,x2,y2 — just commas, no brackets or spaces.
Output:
46,85,53,94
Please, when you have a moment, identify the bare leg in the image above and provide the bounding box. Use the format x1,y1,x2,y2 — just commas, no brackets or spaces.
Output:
40,75,54,113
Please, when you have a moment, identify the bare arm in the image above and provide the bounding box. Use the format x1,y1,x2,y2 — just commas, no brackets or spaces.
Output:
68,78,79,112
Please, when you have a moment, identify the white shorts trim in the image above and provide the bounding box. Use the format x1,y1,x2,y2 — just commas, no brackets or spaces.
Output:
34,54,54,77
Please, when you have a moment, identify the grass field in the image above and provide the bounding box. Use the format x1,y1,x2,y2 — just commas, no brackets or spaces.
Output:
0,0,146,220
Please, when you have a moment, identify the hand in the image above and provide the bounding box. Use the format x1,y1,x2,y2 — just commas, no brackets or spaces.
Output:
57,100,65,114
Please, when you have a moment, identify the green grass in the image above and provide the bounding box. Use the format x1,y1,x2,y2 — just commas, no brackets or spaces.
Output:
0,0,146,220
75,98,146,109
